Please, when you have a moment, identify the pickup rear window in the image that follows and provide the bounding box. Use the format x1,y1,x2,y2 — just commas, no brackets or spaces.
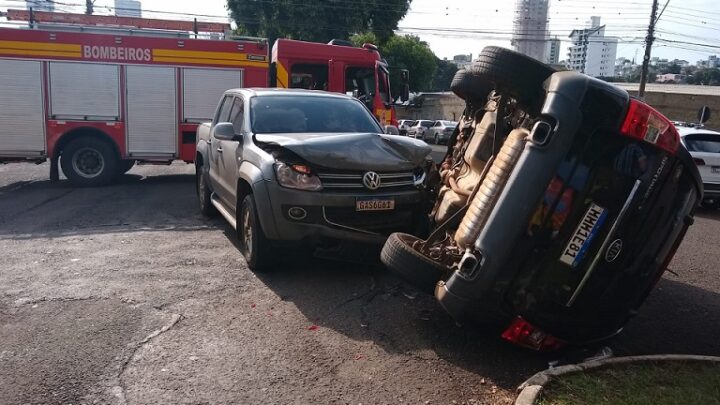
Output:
250,95,382,134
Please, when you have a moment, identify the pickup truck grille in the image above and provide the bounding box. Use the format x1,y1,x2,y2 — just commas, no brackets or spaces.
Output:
317,170,418,191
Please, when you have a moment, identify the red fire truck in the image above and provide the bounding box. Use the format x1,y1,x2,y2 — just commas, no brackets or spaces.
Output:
0,10,403,186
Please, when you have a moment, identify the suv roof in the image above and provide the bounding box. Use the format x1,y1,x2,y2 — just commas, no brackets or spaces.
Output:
226,88,352,100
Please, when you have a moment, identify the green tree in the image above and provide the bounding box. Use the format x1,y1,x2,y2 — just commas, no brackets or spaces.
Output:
431,58,458,91
227,0,411,45
351,33,437,95
687,68,720,85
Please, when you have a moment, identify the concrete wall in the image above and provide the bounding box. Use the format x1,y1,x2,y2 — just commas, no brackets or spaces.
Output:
396,93,465,121
395,89,720,130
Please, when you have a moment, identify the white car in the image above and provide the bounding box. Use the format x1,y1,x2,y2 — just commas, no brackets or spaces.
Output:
406,120,434,139
398,119,415,136
678,125,720,208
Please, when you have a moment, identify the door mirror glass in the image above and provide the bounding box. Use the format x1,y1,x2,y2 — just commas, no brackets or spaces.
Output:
698,106,711,124
214,122,237,141
401,83,410,102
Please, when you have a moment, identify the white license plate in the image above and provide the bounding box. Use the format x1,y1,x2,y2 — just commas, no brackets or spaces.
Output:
356,198,395,211
712,166,720,174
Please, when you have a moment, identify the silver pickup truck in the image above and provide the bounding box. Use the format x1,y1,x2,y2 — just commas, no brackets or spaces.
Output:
195,88,432,271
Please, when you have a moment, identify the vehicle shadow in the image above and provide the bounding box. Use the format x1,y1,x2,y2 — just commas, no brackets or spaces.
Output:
220,223,720,390
218,226,555,390
695,206,720,221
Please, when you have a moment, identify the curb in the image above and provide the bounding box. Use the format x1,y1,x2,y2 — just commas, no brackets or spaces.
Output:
514,354,720,405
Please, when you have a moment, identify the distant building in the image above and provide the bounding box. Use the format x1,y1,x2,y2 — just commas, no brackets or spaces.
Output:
452,54,473,70
615,57,636,77
567,17,618,78
25,0,54,12
512,0,550,61
545,37,561,64
114,0,142,18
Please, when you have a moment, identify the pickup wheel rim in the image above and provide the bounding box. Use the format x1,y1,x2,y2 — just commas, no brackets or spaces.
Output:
71,147,105,179
242,203,253,257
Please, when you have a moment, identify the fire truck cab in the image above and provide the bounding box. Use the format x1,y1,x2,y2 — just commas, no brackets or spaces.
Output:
0,10,404,186
271,39,401,127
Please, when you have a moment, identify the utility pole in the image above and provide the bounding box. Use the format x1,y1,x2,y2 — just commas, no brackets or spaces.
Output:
638,0,659,99
85,0,94,15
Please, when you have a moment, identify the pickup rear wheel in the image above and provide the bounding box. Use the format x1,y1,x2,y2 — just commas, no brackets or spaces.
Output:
196,164,217,217
381,232,450,294
239,194,273,272
60,137,118,187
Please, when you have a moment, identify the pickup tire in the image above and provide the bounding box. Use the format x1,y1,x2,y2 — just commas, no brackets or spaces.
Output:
381,232,450,294
196,164,217,217
60,137,118,187
239,194,273,272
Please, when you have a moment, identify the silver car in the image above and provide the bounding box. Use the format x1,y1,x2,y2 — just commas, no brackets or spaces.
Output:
678,125,720,208
406,120,434,139
195,89,433,270
424,120,458,144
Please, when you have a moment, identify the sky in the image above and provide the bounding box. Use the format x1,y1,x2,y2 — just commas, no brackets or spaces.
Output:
1,0,718,64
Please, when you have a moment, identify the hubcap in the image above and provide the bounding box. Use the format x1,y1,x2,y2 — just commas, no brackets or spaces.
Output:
242,205,253,257
71,147,105,179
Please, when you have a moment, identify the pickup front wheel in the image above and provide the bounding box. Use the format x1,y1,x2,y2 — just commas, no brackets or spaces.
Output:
239,194,273,272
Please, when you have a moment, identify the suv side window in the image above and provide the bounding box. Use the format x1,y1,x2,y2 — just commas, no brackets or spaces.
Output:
214,95,234,125
229,97,244,134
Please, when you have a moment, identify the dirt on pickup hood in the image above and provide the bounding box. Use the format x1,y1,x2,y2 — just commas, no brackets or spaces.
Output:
254,132,432,172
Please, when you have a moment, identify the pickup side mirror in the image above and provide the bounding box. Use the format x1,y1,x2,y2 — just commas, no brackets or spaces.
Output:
213,122,238,141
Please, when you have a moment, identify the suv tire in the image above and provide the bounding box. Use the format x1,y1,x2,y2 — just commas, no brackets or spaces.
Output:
381,232,450,294
471,46,556,112
239,194,273,272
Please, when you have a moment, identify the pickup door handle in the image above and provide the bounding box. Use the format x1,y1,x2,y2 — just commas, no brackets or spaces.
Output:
216,146,223,152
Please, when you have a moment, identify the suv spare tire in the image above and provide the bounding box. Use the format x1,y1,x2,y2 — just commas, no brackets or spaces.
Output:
466,46,556,113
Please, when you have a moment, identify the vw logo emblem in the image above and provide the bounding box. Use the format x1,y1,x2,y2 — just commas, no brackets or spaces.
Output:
362,171,381,190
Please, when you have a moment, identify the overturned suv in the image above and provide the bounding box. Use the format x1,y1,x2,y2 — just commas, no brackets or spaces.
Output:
381,47,703,350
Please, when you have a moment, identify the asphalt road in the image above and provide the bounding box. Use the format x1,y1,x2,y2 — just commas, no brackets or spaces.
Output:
0,162,719,405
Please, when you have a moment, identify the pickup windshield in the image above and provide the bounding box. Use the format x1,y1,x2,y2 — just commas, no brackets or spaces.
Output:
250,95,382,134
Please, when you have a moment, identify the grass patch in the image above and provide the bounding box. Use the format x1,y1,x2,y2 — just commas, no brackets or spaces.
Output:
538,361,720,405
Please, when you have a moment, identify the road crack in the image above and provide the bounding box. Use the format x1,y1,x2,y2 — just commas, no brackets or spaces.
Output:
115,311,183,405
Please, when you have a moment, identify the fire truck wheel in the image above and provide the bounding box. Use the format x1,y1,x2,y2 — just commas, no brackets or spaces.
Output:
381,232,450,294
196,164,217,217
238,194,274,272
60,137,119,187
471,46,556,113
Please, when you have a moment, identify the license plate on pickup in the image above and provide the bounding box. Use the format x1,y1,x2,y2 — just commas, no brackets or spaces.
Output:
712,166,720,174
356,197,395,211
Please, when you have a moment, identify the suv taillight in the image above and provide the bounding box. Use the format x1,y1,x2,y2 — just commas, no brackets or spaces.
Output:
501,317,566,351
620,99,680,154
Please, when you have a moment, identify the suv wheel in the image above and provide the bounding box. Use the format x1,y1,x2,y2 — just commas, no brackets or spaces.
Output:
470,46,556,113
381,232,451,294
239,194,273,271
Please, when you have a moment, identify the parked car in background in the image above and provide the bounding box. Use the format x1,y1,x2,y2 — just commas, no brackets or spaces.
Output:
407,120,434,139
381,46,702,350
398,119,416,136
678,125,720,208
196,89,433,271
424,120,458,144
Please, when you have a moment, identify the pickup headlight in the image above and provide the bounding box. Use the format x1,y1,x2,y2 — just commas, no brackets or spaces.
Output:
274,163,323,191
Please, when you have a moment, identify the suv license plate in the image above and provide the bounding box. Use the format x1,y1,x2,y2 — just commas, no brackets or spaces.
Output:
712,166,720,174
356,198,395,211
